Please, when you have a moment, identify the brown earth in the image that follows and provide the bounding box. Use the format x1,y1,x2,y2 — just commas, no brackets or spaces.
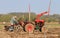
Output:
0,28,60,38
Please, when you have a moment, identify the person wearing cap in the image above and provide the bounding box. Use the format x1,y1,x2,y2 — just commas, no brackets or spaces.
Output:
10,16,18,26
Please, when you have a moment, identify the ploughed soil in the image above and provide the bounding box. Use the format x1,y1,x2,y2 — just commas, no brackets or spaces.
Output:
0,28,60,38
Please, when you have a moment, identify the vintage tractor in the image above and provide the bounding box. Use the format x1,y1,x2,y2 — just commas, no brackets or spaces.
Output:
4,11,48,33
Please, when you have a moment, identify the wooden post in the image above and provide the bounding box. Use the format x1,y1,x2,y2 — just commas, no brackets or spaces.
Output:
44,0,51,38
28,4,31,22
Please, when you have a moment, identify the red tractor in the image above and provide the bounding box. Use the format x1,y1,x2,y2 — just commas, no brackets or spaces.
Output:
18,11,48,32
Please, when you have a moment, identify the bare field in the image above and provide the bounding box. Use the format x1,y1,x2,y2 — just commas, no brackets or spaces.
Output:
0,28,60,38
0,23,60,38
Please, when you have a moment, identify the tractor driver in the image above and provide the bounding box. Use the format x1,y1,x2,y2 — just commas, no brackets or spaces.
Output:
10,16,18,26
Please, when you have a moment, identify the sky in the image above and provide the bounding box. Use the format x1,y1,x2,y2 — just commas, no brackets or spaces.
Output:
0,0,60,14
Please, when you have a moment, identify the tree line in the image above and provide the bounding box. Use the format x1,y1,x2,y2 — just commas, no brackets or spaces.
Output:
0,12,60,23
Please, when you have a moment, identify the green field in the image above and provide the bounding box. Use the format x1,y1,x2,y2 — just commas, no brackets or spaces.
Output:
46,24,60,28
